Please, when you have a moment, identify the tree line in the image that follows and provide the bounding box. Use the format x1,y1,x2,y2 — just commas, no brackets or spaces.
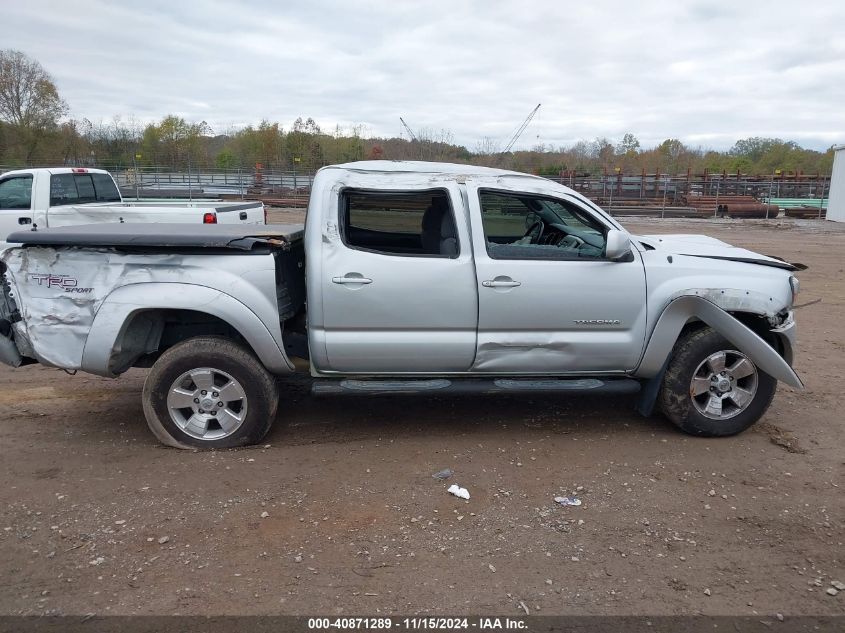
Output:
0,50,836,176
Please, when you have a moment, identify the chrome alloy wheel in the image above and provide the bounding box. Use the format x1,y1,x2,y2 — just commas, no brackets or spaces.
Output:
166,368,248,440
690,350,758,420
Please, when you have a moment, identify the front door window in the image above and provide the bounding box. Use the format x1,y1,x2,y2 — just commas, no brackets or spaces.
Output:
479,190,607,260
0,176,33,210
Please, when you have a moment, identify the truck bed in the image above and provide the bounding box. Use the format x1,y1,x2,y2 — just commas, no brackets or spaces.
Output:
5,223,304,251
1,223,307,372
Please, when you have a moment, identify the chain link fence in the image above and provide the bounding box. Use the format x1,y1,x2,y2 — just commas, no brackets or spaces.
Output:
1,164,830,217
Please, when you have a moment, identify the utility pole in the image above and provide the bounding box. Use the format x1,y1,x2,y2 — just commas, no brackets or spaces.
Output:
133,152,141,200
818,176,828,220
766,172,775,220
293,157,300,207
713,176,721,218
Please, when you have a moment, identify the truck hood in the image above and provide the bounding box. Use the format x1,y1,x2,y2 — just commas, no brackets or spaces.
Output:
634,234,796,271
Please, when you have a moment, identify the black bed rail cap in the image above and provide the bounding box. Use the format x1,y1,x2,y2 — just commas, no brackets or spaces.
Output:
5,223,305,251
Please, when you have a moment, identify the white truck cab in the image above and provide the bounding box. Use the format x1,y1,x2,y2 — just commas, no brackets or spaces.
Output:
0,167,265,241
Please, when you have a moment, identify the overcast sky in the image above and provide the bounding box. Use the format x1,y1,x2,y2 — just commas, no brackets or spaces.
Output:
4,0,844,151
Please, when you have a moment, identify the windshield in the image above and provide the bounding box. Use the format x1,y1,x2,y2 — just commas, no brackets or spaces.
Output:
532,198,603,236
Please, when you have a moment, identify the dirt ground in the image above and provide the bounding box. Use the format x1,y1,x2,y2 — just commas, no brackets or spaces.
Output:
0,215,843,617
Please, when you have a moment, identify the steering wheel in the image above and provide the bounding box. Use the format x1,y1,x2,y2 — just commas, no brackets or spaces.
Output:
558,234,585,249
523,219,545,244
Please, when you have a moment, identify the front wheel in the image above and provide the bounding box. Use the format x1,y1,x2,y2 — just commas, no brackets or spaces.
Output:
659,327,777,436
142,337,279,449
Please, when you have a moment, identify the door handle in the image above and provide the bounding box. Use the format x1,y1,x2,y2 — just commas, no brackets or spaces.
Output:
482,278,521,288
18,217,32,225
332,275,373,285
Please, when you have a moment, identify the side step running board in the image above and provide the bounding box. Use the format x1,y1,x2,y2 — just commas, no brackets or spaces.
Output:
312,377,641,397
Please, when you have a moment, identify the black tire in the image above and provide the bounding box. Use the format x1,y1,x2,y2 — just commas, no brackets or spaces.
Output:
142,336,279,449
659,327,777,437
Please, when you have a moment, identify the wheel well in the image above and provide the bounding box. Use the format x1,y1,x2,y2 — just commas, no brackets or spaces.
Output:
679,312,780,353
637,310,784,418
110,309,251,374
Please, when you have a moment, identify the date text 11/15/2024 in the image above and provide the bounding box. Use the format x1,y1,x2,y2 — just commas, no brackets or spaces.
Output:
307,617,527,630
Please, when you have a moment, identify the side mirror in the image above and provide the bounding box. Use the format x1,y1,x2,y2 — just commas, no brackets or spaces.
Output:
605,229,633,262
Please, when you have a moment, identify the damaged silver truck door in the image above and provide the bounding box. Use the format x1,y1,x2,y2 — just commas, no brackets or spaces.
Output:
465,177,648,373
317,180,478,373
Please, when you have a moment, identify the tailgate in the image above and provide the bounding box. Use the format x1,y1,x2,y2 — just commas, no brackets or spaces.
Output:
213,202,266,225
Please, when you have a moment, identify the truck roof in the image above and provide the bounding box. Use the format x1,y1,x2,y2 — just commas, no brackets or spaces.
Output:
326,160,544,180
1,167,112,177
319,160,612,225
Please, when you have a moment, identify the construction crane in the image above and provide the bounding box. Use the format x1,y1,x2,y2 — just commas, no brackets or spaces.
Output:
399,117,418,142
501,103,541,154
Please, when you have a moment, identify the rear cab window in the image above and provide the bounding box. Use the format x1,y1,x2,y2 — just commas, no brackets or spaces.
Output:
91,173,121,202
0,175,33,210
50,172,121,206
339,189,459,258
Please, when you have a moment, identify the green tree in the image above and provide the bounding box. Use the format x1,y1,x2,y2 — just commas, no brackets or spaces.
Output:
616,132,641,156
656,138,688,173
0,50,69,161
591,137,615,170
140,115,209,168
215,148,237,169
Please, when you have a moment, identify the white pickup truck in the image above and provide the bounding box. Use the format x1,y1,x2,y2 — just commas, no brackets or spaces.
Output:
0,167,266,241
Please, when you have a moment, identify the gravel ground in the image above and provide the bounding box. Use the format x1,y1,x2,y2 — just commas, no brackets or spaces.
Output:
0,215,842,617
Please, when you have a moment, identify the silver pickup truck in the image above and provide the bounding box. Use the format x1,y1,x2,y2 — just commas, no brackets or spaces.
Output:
0,161,802,449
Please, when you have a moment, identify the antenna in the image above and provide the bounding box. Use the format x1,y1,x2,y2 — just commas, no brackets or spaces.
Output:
399,117,418,142
501,103,541,154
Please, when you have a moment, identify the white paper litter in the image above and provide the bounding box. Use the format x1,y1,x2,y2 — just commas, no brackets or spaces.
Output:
448,484,470,500
554,496,582,506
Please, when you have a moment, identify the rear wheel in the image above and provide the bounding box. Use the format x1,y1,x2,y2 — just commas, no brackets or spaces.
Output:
659,327,777,436
142,337,279,449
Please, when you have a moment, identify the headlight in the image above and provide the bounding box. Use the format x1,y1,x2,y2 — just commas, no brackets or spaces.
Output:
789,275,800,302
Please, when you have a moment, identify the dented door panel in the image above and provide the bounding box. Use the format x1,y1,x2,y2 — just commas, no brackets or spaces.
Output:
464,177,649,373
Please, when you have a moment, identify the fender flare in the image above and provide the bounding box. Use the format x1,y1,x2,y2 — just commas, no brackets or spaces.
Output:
80,282,294,377
635,295,803,389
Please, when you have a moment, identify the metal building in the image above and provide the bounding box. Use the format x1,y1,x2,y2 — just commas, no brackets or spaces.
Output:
829,144,845,222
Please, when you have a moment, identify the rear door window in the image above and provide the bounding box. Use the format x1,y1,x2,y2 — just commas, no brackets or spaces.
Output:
0,176,33,210
340,189,459,257
50,173,120,205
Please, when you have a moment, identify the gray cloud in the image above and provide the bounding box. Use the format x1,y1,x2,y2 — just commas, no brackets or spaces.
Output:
4,0,844,150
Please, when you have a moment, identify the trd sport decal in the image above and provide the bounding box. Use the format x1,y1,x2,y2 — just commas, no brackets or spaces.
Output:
27,274,93,294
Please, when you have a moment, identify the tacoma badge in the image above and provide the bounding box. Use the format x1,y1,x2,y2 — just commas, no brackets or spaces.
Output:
573,319,621,325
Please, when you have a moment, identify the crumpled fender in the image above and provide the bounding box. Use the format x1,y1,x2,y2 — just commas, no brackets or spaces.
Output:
635,295,803,389
81,282,295,377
